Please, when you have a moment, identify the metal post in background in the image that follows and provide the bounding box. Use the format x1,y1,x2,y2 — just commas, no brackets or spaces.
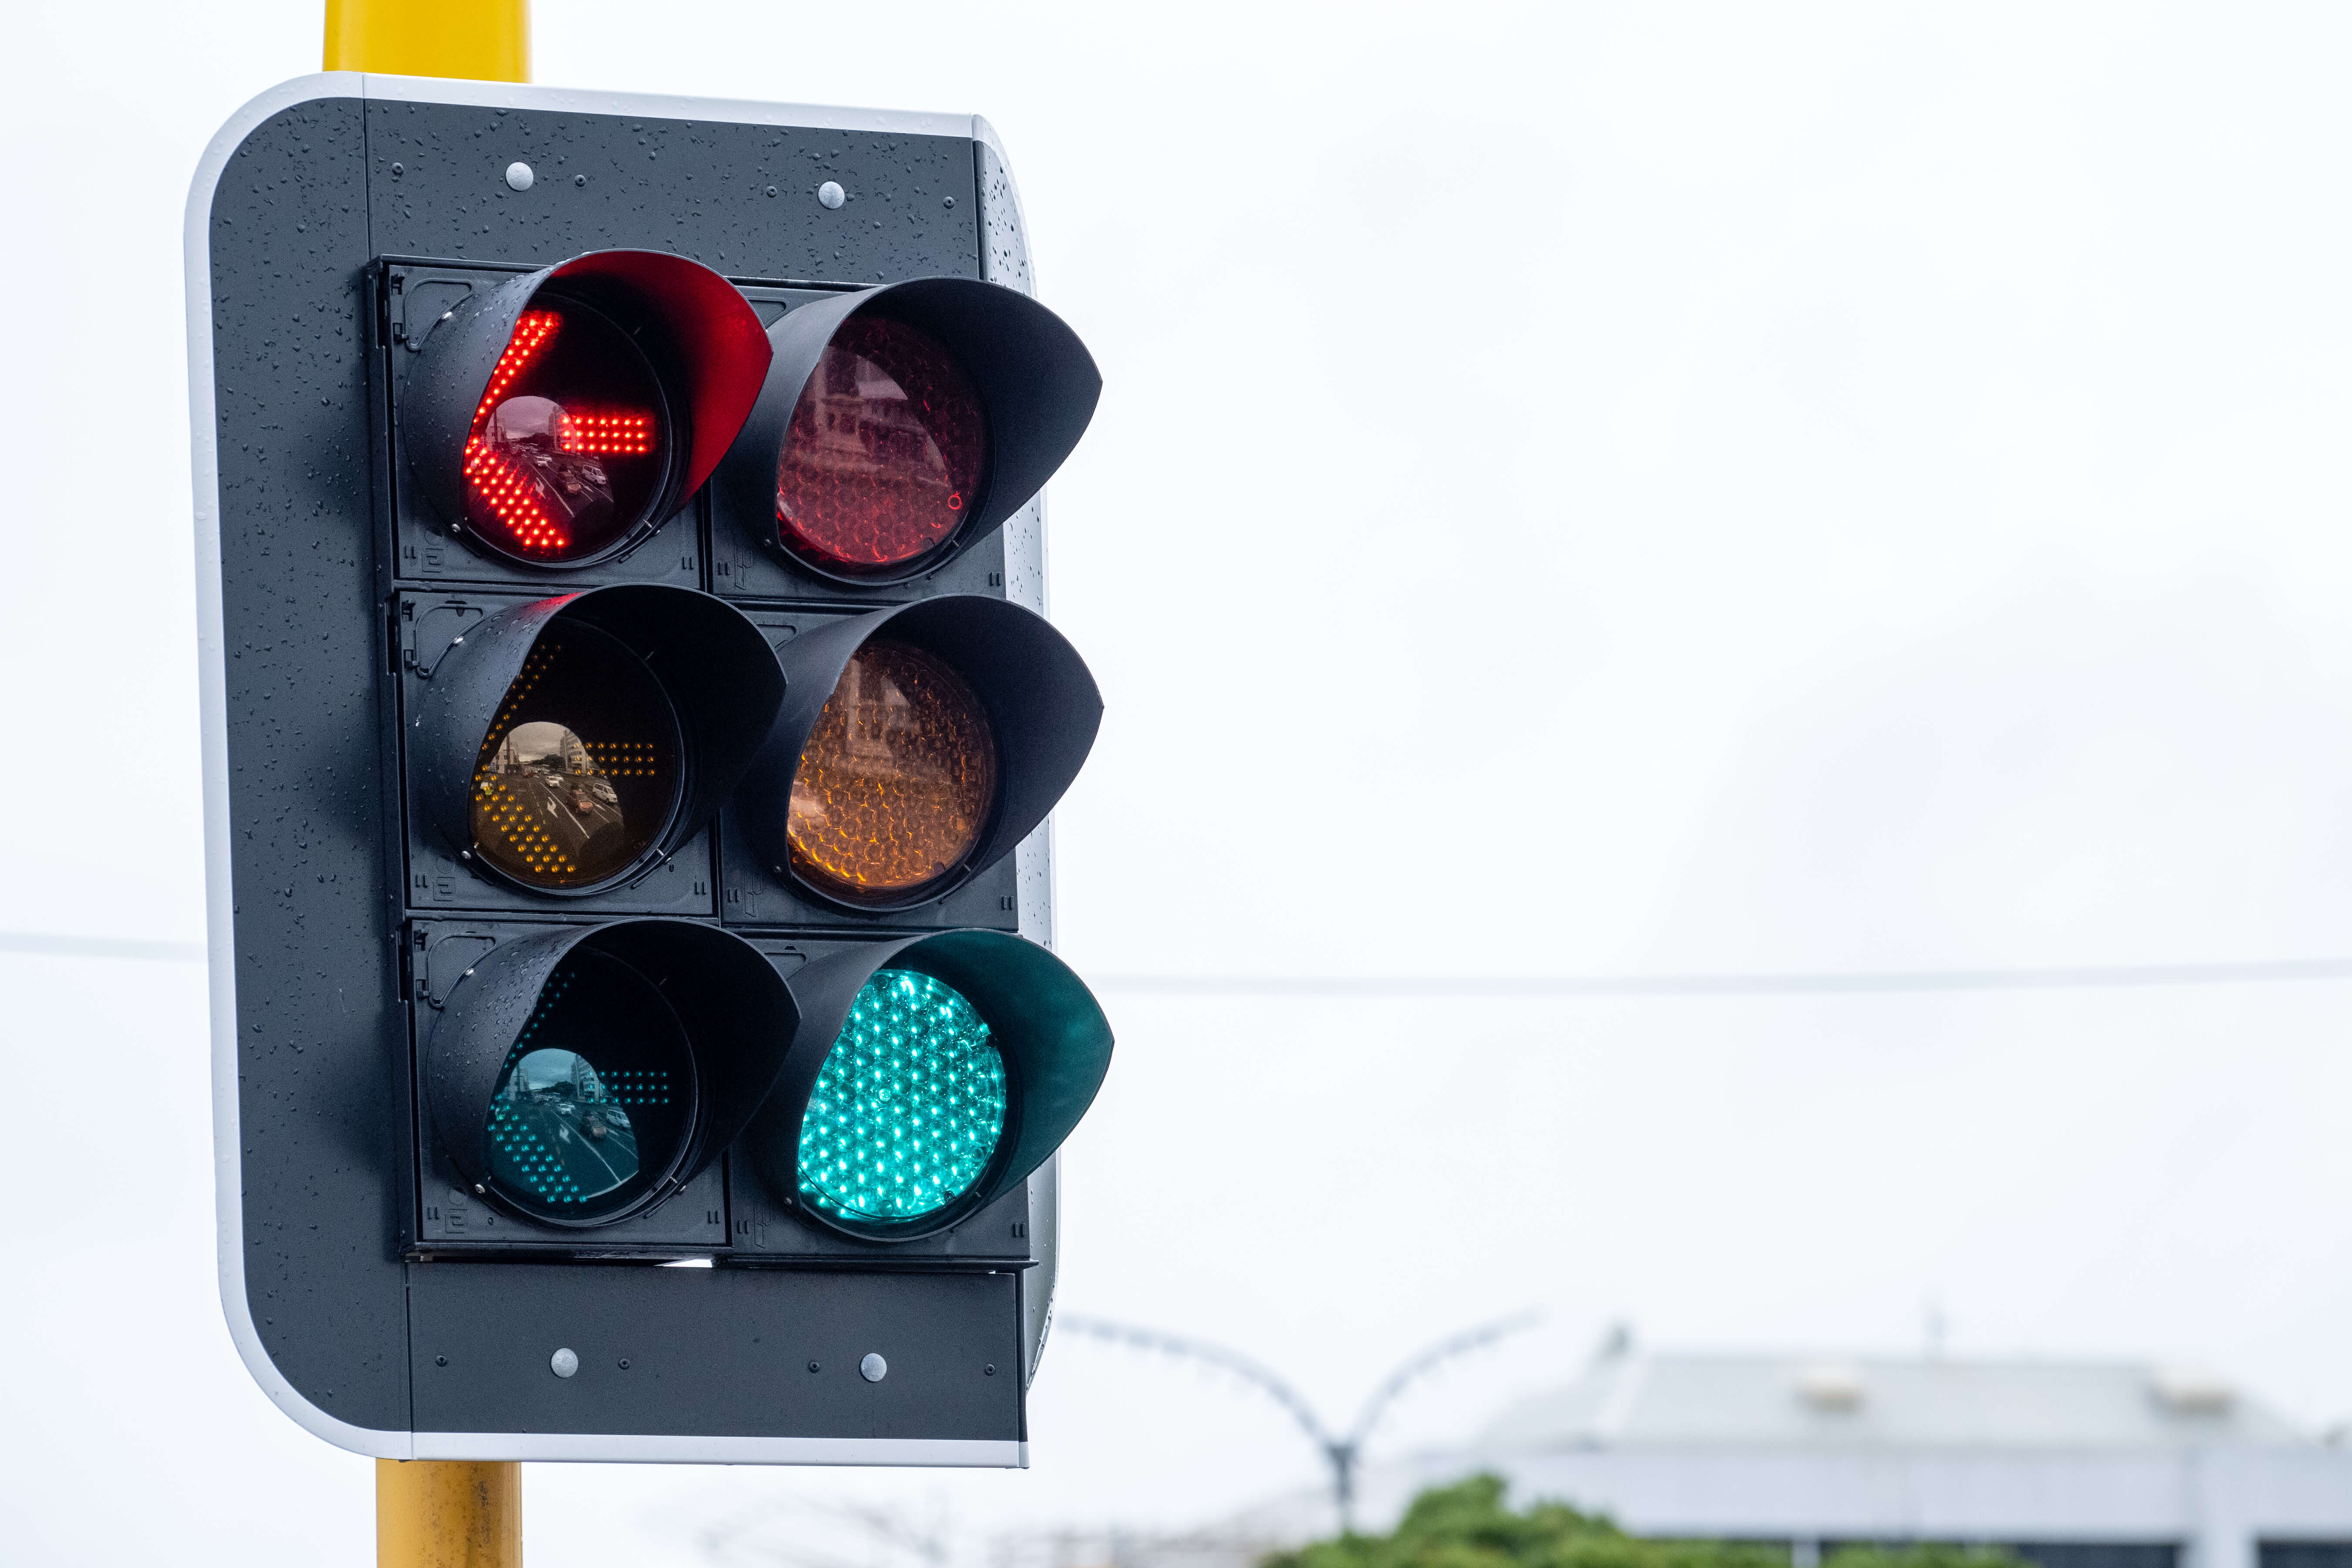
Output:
1060,1311,1540,1535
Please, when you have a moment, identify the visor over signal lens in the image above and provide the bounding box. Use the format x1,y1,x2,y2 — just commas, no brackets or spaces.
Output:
404,249,772,570
730,594,1102,914
411,585,785,898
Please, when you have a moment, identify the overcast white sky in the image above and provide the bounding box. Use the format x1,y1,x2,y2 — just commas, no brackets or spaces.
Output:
9,3,2352,1563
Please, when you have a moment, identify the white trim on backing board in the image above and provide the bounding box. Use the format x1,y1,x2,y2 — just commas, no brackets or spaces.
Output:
187,71,1028,1468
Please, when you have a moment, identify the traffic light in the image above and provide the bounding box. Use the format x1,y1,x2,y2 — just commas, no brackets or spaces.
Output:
188,73,1112,1463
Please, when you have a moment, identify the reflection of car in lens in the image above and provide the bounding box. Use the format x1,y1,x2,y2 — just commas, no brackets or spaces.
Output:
481,720,629,879
487,1044,644,1210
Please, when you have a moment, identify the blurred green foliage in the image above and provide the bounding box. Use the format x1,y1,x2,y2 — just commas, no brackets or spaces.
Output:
1264,1475,2030,1568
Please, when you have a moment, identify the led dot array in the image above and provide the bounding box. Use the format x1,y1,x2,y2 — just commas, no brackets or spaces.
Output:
468,641,667,889
486,963,674,1212
457,308,661,558
465,311,569,553
463,436,570,553
797,969,1006,1225
786,641,995,902
775,316,985,573
557,410,655,454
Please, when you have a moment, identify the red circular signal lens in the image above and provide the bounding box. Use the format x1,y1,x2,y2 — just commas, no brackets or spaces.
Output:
463,304,670,561
774,316,987,575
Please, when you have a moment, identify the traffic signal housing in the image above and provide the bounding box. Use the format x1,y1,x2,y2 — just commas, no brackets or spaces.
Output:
190,73,1112,1464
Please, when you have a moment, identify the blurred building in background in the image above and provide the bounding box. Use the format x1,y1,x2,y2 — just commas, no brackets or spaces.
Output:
1204,1332,2352,1568
1466,1332,2352,1568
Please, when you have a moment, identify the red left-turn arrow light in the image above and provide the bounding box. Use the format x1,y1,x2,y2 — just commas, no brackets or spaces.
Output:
402,250,772,570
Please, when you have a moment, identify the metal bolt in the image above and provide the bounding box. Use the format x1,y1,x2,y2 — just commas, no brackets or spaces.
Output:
943,196,956,209
818,181,845,210
807,1360,821,1373
390,162,405,176
435,1355,448,1367
984,1363,996,1376
473,1183,487,1196
574,174,587,187
766,185,778,197
859,1352,887,1382
618,1358,631,1370
550,1347,579,1378
506,161,535,192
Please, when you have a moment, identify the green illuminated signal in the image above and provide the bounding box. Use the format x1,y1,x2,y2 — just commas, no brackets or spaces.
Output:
797,968,1007,1225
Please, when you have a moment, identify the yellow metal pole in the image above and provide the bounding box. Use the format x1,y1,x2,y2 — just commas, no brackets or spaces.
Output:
376,1459,523,1568
324,0,530,81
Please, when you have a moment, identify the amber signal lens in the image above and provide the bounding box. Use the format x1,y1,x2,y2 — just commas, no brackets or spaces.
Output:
786,640,997,904
471,626,683,889
774,317,987,574
463,304,669,561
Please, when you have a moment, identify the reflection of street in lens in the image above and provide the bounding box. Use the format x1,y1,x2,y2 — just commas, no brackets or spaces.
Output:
461,305,666,561
469,629,679,890
478,950,692,1223
481,720,627,877
488,1046,645,1208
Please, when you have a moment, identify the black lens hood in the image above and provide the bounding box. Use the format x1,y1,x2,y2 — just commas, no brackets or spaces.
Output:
716,276,1101,585
730,594,1101,913
413,584,785,897
426,918,798,1228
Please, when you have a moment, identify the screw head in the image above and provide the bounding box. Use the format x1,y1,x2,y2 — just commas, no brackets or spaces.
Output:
818,181,846,210
618,1358,631,1370
984,1363,996,1376
575,174,587,187
860,1352,888,1382
807,1360,821,1373
506,161,536,192
390,162,405,176
435,1355,448,1367
550,1347,579,1378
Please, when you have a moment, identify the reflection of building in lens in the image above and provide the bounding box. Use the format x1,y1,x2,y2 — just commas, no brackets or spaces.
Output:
776,317,985,571
488,1045,647,1210
460,306,666,560
476,719,627,882
786,641,996,902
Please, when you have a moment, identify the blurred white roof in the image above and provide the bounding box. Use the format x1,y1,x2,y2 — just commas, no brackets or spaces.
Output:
1478,1333,2308,1453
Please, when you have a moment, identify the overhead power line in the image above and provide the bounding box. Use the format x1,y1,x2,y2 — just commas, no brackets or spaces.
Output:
1091,956,2352,998
0,932,205,962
